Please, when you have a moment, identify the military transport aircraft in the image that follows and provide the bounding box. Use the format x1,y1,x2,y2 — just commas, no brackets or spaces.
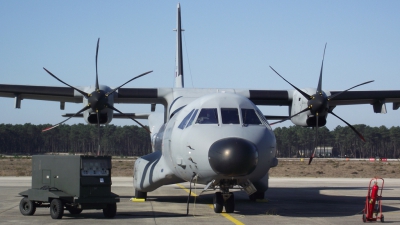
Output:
1,3,400,214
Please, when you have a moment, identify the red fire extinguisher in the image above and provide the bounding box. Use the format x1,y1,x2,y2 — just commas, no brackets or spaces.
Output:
366,182,379,219
363,177,384,222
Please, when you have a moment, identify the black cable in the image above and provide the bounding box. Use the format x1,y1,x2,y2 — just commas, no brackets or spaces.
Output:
186,173,197,216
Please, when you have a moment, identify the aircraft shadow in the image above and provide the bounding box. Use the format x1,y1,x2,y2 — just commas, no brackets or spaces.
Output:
148,186,400,219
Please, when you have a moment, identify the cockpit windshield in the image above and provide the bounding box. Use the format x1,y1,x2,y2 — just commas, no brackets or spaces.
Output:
196,108,218,124
221,108,240,124
241,108,262,125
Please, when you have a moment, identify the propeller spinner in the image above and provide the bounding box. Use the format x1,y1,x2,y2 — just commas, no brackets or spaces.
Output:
270,44,372,164
42,38,152,155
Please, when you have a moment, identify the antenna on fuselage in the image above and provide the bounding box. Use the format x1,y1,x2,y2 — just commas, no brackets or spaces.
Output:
174,2,184,88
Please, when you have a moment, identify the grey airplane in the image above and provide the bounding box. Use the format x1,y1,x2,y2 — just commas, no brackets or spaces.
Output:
1,3,400,213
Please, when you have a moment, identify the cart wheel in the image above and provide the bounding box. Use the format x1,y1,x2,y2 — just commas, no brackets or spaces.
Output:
50,199,64,219
380,215,384,223
68,207,83,215
19,197,36,216
362,213,367,222
103,203,117,218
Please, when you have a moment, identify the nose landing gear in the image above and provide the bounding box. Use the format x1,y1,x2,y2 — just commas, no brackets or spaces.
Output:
213,191,235,213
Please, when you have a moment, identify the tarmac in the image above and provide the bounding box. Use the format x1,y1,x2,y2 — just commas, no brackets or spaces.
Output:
1,177,399,225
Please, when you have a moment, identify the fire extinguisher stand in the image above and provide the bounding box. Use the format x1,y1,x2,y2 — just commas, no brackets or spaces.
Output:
363,177,384,222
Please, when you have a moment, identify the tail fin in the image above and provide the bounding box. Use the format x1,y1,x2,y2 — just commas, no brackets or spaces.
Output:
174,3,184,88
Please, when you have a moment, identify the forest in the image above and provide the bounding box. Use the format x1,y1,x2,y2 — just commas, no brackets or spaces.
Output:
0,123,151,156
274,125,400,159
0,123,399,159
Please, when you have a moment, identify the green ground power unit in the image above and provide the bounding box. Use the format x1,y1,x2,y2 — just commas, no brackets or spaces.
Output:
19,155,120,219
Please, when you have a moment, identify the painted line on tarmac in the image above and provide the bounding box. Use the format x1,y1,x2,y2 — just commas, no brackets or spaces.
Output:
176,184,245,225
207,205,245,225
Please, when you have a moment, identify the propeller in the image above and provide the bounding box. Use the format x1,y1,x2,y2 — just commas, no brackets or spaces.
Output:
42,38,152,155
270,43,372,164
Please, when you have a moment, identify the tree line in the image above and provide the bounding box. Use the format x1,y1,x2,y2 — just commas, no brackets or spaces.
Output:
274,125,400,159
1,123,400,159
0,123,151,156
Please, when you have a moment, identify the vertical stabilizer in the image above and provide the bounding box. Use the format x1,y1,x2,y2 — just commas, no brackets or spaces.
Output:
174,3,184,88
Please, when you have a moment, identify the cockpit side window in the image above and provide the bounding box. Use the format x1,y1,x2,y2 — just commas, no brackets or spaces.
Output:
241,108,262,125
178,109,195,129
185,109,198,128
221,108,240,124
196,108,218,124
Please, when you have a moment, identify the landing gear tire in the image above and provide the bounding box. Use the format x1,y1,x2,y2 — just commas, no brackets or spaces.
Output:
50,199,64,219
213,192,223,213
19,197,36,216
362,213,366,222
103,203,117,218
381,215,384,223
224,192,235,213
249,191,264,201
135,190,147,200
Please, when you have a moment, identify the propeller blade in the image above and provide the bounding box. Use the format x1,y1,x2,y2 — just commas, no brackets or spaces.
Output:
308,113,319,165
106,70,153,96
43,68,89,98
95,38,100,91
106,104,151,133
269,107,311,125
42,105,91,132
317,43,327,94
96,110,100,156
329,110,365,142
269,66,312,100
328,80,374,100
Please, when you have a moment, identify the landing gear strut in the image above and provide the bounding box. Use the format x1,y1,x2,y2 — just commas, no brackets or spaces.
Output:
213,191,235,213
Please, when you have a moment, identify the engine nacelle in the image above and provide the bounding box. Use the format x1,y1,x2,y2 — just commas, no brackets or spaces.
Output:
290,88,331,127
81,85,115,125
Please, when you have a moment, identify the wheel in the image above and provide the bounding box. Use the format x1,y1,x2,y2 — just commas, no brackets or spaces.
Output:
67,207,83,215
224,192,235,213
362,213,367,222
381,214,384,222
213,192,223,213
135,190,147,199
19,197,36,216
50,199,64,219
249,191,264,201
103,203,117,218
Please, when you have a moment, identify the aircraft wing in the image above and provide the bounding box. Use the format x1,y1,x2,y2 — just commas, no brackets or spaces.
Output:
247,89,400,110
0,85,165,105
0,84,81,103
328,90,400,107
1,84,400,113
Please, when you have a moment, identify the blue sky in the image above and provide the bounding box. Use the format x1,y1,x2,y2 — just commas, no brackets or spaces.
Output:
0,1,399,131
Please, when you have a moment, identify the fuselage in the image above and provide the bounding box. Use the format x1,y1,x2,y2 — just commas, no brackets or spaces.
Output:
163,93,276,183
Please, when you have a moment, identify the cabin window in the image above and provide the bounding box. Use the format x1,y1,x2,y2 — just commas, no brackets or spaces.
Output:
221,108,240,124
196,108,218,124
185,109,199,128
178,109,195,129
241,109,262,125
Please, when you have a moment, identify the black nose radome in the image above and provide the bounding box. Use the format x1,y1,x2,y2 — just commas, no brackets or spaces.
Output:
208,138,258,177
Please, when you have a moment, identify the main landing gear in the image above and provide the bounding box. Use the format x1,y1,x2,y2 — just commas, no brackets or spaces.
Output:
213,191,235,213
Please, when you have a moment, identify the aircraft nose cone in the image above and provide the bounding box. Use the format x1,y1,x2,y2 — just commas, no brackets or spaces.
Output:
208,138,258,177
